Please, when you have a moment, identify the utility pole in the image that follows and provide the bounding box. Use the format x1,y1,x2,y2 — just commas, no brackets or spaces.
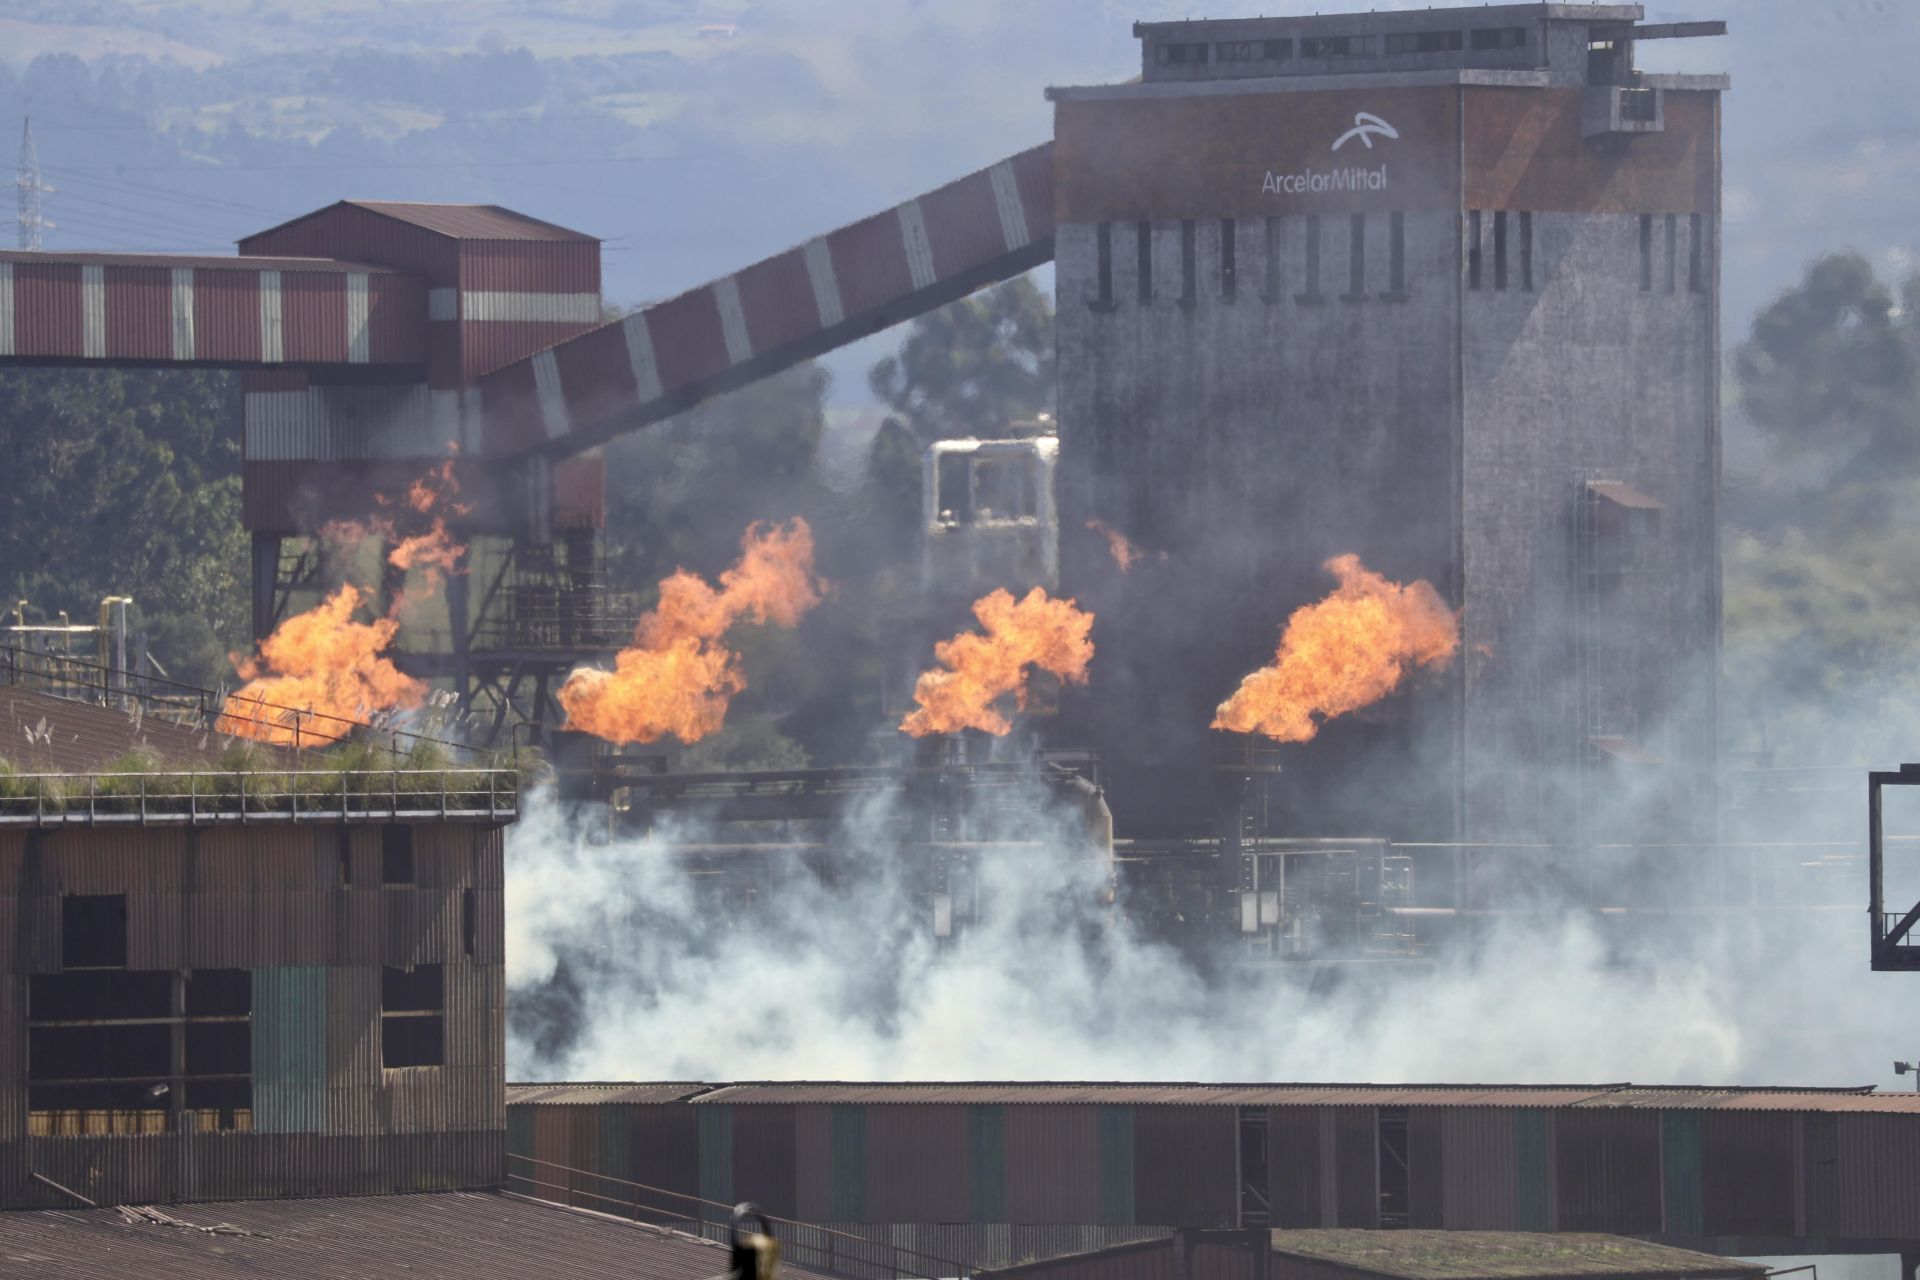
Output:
16,116,54,250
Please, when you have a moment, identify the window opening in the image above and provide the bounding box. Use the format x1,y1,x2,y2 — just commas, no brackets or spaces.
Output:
936,452,973,525
1493,210,1509,291
1387,212,1407,297
1638,214,1654,292
1520,211,1534,292
1298,215,1323,303
382,824,414,885
1137,221,1153,304
381,964,446,1068
1344,214,1366,302
1156,42,1210,66
1239,1107,1273,1227
1664,213,1678,294
1221,219,1237,301
1385,30,1463,54
1621,89,1658,123
1094,221,1114,309
1688,214,1705,293
62,893,127,969
1378,1106,1411,1228
1180,218,1198,308
1302,34,1376,58
972,455,1037,521
1217,39,1291,62
1470,27,1526,51
1263,217,1282,303
1467,211,1483,291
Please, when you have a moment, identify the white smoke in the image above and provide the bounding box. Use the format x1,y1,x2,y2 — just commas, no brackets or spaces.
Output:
504,782,1908,1087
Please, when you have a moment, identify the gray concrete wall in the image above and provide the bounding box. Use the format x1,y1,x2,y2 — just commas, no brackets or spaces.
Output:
1460,210,1718,845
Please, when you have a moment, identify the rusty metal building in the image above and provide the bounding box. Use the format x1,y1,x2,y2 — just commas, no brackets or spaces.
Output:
0,766,518,1209
506,1081,1920,1262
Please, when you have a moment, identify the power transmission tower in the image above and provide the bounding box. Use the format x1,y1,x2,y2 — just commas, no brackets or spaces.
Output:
16,116,54,250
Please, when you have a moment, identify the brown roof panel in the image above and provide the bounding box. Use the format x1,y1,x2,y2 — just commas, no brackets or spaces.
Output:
0,1190,836,1280
507,1082,712,1106
347,201,597,241
0,687,240,771
0,249,406,273
1264,1230,1767,1280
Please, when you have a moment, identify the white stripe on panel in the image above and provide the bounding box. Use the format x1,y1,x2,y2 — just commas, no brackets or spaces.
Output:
988,161,1032,252
0,263,12,358
898,200,937,292
712,275,753,366
460,291,600,324
81,265,105,359
170,268,195,362
259,271,284,363
802,237,844,329
531,349,569,440
621,311,663,403
346,273,370,364
428,288,459,322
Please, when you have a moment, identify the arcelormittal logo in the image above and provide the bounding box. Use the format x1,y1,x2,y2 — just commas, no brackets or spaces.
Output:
1332,112,1399,151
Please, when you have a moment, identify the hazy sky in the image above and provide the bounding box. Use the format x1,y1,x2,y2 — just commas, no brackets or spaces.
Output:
6,0,1917,402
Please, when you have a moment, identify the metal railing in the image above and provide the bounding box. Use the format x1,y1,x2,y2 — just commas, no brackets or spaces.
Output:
506,1153,978,1280
0,641,492,764
0,768,519,826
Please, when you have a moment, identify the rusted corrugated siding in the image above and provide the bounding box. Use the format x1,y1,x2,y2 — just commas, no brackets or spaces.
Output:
1837,1112,1920,1238
12,261,81,356
988,1239,1176,1280
280,271,348,364
866,1103,968,1224
461,320,595,383
827,207,917,322
794,1102,832,1221
970,1103,1007,1223
0,975,22,1141
734,250,820,356
632,1099,702,1210
1006,1103,1102,1225
1700,1110,1793,1238
1803,1112,1839,1237
243,204,462,282
1134,1106,1235,1228
1556,1108,1661,1234
195,267,263,362
1408,1107,1444,1228
1439,1106,1516,1230
1268,1106,1321,1228
326,965,380,1135
735,1102,798,1219
103,264,170,360
459,239,599,292
1331,1107,1375,1228
365,272,428,362
647,287,732,392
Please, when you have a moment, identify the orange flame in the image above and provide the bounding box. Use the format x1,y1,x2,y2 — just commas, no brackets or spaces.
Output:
218,585,426,744
382,457,469,587
557,520,825,745
900,587,1095,737
1212,555,1458,742
1086,519,1141,571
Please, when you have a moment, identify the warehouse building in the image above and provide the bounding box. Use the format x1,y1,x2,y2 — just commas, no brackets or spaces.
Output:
1049,5,1726,843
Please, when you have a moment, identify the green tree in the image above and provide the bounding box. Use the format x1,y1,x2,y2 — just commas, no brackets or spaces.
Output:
0,368,246,688
867,275,1055,445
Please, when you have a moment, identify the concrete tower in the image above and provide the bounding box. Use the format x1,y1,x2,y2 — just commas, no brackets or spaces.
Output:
1050,4,1725,844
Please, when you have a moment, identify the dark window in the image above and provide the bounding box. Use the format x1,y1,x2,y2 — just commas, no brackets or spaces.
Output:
1519,211,1534,292
1179,219,1197,307
936,452,972,523
1378,1106,1411,1228
1155,42,1209,65
1344,213,1366,301
1388,211,1407,296
1221,218,1237,300
1302,34,1376,58
381,964,445,1069
1588,40,1623,84
62,894,127,969
31,970,169,1021
1239,1108,1272,1226
1620,88,1658,123
1094,221,1114,308
462,888,478,959
1493,210,1509,291
1688,214,1705,293
1664,213,1678,294
1638,214,1654,292
1299,215,1322,302
184,1021,250,1080
1137,221,1153,303
1467,210,1483,291
184,969,251,1017
1470,26,1526,51
973,455,1037,520
1385,30,1463,54
381,824,414,885
1217,38,1291,62
1263,217,1282,302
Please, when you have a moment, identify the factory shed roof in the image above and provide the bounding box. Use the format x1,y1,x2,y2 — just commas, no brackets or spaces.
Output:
675,1081,1918,1110
507,1082,710,1106
0,687,232,771
1262,1231,1765,1280
246,200,596,243
0,249,405,273
0,1190,835,1280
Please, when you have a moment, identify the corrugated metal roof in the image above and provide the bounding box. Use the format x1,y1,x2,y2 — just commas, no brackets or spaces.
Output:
0,1190,835,1280
507,1082,712,1106
539,1082,1920,1113
245,200,596,244
1264,1231,1765,1280
0,249,405,273
0,687,244,771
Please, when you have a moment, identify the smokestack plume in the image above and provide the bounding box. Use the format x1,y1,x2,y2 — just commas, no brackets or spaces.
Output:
901,587,1095,736
219,584,426,743
558,519,824,745
1212,554,1459,742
